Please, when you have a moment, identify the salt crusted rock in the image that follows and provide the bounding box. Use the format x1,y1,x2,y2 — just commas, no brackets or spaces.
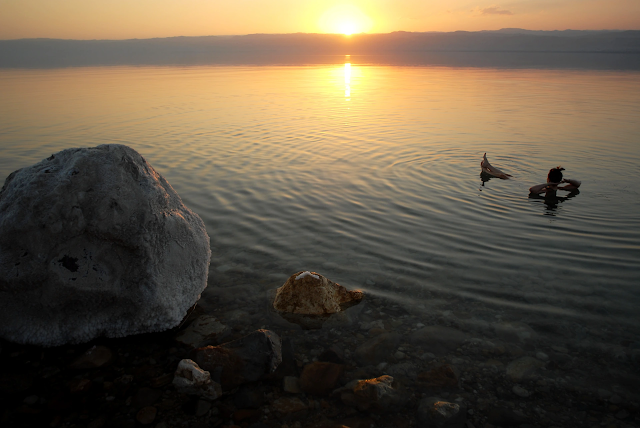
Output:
173,359,222,401
0,144,211,346
417,397,466,428
273,271,363,328
334,375,405,412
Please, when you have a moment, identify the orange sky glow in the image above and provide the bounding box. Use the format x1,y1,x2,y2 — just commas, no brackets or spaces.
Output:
1,0,639,40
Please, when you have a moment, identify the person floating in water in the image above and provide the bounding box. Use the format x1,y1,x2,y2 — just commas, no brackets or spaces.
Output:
529,166,581,195
480,153,512,179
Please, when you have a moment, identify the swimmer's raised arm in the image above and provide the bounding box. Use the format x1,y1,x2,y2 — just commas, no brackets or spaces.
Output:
529,182,552,194
561,178,581,189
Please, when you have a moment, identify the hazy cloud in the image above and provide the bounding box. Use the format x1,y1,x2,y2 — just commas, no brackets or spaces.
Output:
477,6,514,15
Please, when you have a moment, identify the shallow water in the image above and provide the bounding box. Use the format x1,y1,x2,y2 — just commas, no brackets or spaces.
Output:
1,62,639,358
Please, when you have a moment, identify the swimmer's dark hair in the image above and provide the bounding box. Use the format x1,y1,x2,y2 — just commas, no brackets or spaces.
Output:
547,166,565,183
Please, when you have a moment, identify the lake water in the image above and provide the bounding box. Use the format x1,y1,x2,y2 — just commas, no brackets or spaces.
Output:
1,60,639,380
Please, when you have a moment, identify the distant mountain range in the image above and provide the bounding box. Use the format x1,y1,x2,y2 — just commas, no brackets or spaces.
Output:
1,29,639,68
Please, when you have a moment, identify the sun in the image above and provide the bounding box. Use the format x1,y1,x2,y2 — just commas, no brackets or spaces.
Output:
318,5,373,35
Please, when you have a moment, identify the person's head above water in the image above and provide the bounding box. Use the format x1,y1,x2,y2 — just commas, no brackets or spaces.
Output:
547,166,565,183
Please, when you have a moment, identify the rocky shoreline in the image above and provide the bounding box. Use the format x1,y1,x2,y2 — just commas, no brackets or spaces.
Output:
2,292,639,428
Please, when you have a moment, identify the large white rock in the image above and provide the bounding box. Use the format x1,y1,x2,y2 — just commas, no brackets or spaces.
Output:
0,144,211,346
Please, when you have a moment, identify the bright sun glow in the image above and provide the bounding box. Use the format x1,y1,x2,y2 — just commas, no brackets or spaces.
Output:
318,5,373,35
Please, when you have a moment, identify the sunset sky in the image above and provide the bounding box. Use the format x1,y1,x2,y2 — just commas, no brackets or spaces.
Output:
1,0,639,40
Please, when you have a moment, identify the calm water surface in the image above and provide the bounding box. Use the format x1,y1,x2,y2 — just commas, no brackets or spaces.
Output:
1,63,639,356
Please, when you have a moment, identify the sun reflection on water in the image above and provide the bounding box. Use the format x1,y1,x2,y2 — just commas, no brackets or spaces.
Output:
344,59,351,100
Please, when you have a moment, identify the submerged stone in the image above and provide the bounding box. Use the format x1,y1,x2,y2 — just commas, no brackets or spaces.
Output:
193,329,282,390
273,271,363,329
335,375,405,412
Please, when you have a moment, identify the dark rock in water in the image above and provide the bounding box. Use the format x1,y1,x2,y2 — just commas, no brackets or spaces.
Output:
193,329,282,390
69,345,113,369
354,332,402,366
300,362,345,396
263,337,297,380
417,397,466,428
319,344,346,364
334,375,405,412
506,356,545,381
407,326,469,356
174,315,228,348
418,364,460,389
272,271,363,329
0,144,211,346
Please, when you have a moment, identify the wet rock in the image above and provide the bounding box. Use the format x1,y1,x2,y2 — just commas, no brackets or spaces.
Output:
172,359,222,401
616,409,630,419
417,397,466,428
610,394,623,405
0,144,211,346
495,322,538,345
300,362,345,396
271,397,308,415
418,364,459,389
385,362,419,380
535,351,549,361
319,345,345,364
335,375,405,412
407,326,469,356
175,315,228,348
283,376,302,393
69,378,92,394
264,337,297,380
135,406,157,425
193,329,282,390
69,345,113,369
354,332,402,366
149,373,173,388
272,271,363,328
512,385,530,398
23,395,38,405
506,356,544,382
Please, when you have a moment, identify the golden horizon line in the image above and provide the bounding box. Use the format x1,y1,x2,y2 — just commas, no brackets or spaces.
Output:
2,28,635,42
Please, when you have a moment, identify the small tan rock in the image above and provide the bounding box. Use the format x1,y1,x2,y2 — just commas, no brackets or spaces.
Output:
274,271,363,315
